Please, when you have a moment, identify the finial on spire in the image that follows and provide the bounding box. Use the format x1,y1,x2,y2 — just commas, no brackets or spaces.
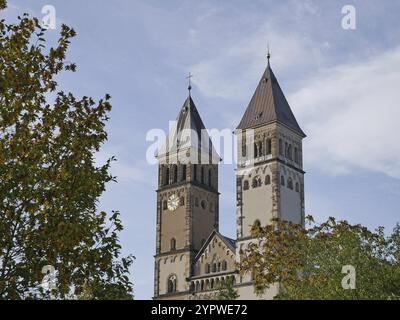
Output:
267,42,271,64
186,72,193,96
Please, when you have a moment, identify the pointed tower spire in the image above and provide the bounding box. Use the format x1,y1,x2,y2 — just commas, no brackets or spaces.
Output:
157,90,220,164
236,51,305,137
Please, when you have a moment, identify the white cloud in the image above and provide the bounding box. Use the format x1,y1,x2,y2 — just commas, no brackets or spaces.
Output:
95,149,156,186
189,22,325,101
185,13,400,180
291,46,400,178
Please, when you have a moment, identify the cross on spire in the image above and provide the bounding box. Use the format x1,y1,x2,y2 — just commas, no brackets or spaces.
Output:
267,42,271,64
186,72,193,95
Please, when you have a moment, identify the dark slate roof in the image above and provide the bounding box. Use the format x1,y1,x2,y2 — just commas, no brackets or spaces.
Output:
176,95,206,137
157,95,220,162
222,235,236,248
237,63,306,137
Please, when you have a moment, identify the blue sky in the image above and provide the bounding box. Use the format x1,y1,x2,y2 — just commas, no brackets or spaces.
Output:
2,0,400,299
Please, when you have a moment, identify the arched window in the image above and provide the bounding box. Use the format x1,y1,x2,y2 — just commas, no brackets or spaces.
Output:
279,139,283,156
285,142,288,157
195,197,199,207
212,263,217,273
201,167,205,184
167,275,177,293
205,264,210,274
222,260,227,271
288,178,294,190
266,139,272,155
241,132,247,158
180,196,185,206
182,165,187,181
165,167,170,186
265,175,271,185
193,164,197,181
281,176,285,186
217,262,221,272
252,176,262,188
288,145,293,160
294,147,299,163
295,182,300,193
254,143,258,158
243,180,249,190
163,200,167,210
170,238,176,250
208,170,212,187
172,164,178,183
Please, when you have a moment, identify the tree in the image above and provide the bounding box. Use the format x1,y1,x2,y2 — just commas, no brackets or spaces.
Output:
215,277,239,300
0,3,134,299
240,216,400,300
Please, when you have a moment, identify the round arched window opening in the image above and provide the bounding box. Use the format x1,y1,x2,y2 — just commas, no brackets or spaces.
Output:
167,274,177,293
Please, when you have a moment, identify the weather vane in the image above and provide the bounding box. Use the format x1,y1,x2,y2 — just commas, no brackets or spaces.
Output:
267,42,271,62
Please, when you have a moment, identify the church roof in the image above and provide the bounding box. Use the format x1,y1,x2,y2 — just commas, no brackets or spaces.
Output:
221,235,236,248
236,62,306,137
157,95,220,163
176,96,206,137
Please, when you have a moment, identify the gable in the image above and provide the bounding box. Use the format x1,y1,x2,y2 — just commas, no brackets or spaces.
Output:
194,231,235,264
193,231,236,277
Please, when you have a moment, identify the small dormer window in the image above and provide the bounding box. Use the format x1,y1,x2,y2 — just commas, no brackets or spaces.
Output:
254,112,263,120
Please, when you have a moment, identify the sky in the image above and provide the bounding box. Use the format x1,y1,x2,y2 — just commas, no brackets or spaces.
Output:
2,0,400,299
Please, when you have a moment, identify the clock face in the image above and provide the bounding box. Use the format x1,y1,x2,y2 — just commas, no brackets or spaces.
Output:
167,194,180,211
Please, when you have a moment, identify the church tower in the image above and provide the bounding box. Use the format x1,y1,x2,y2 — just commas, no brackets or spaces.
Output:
153,89,220,300
235,54,306,298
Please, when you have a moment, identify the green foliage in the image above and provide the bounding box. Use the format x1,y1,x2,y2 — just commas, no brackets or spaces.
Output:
215,278,239,300
0,10,134,299
240,216,400,300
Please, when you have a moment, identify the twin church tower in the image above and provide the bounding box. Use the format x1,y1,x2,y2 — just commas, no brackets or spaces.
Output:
154,55,306,300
